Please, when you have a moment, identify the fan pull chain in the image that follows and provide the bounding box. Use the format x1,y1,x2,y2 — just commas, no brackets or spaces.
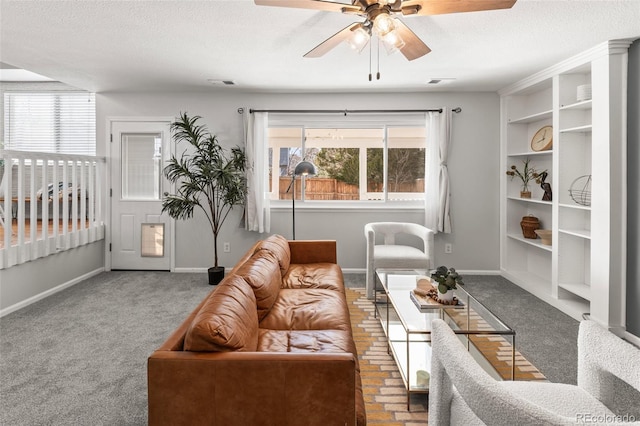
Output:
377,38,381,80
368,38,372,81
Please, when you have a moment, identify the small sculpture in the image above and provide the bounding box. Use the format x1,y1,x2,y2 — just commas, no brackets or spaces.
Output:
539,171,552,201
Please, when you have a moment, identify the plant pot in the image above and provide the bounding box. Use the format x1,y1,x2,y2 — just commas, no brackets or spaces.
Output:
208,266,225,285
520,191,531,198
438,289,454,302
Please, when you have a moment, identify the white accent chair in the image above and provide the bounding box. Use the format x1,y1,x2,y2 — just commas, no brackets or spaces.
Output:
429,319,640,425
364,222,435,299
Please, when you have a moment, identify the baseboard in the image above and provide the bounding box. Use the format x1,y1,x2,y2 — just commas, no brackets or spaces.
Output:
624,330,640,348
173,267,215,273
342,268,501,275
342,268,365,274
0,267,104,318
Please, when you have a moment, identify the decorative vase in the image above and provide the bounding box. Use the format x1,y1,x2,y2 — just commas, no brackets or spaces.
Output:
520,215,540,239
520,190,531,198
438,289,454,302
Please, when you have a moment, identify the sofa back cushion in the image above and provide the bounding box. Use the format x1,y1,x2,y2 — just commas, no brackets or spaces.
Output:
235,249,282,321
256,234,290,277
184,275,259,352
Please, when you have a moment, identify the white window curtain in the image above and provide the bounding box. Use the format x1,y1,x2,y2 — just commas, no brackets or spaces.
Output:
243,110,270,233
424,107,452,233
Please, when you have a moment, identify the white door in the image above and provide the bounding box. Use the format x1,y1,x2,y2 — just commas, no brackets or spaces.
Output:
110,120,172,270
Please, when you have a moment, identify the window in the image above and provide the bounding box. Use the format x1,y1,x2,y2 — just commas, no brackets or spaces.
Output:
4,91,96,155
267,123,426,203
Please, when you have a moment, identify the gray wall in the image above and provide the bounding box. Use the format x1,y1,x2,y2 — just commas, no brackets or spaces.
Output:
627,39,640,338
97,91,501,272
0,241,104,312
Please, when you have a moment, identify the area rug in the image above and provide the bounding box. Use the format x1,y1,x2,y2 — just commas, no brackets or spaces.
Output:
344,287,545,426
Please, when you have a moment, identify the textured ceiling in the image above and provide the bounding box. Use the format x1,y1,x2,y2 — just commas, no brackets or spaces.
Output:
1,0,639,93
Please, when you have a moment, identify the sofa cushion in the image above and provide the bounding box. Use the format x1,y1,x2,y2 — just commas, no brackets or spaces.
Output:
235,249,282,321
282,263,345,292
257,329,357,355
259,289,352,331
184,275,259,352
256,234,290,277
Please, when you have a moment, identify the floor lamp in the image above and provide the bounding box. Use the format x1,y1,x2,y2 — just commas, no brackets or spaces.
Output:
287,161,316,240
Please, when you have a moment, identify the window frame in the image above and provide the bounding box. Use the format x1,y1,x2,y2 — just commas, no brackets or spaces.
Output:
266,114,427,210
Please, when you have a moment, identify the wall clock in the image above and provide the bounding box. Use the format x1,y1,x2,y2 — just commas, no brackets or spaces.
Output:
531,125,553,152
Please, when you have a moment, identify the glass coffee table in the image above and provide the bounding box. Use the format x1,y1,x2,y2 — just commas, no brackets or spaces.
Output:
375,269,516,410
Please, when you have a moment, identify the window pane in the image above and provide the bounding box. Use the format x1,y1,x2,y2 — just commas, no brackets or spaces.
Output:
121,133,162,200
388,127,426,201
4,92,96,155
307,128,383,201
266,125,426,203
267,127,303,200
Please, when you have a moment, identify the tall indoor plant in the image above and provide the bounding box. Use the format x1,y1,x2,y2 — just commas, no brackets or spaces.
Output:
162,112,247,284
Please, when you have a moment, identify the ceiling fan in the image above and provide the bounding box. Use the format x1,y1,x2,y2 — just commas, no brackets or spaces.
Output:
254,0,517,61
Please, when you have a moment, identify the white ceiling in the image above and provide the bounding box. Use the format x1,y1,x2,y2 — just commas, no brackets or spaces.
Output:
1,0,639,93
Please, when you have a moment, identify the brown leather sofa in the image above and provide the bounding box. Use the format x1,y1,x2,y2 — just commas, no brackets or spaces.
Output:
148,234,366,426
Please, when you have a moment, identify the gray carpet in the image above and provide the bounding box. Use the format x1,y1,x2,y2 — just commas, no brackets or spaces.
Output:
0,271,212,425
0,271,612,425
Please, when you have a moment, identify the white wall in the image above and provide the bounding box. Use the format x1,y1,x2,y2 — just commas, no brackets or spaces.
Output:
97,91,500,272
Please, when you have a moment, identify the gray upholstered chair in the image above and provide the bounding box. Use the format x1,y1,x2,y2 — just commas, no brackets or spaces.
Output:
429,319,640,425
364,222,435,299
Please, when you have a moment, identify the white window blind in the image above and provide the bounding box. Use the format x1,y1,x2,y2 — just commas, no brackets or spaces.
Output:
4,92,96,155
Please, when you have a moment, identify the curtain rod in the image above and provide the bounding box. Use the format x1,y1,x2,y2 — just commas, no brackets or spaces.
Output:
243,108,462,115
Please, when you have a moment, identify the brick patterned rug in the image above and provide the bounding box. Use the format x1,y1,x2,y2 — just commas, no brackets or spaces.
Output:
345,287,545,426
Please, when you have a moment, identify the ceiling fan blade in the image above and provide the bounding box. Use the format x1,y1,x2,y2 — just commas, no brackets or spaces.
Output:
394,20,431,61
304,22,361,58
401,0,516,16
254,0,362,14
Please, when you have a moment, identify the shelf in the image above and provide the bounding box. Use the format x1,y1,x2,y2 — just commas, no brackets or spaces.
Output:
559,228,591,239
508,110,553,124
501,41,630,328
558,282,591,301
560,100,592,110
507,197,552,206
559,202,591,211
507,233,552,252
560,124,592,133
507,150,552,158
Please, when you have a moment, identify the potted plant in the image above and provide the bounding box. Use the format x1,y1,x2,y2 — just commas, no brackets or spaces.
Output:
431,266,464,302
162,112,247,285
506,158,546,198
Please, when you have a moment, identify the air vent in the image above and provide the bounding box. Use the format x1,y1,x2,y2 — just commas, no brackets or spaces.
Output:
207,79,236,86
426,78,456,85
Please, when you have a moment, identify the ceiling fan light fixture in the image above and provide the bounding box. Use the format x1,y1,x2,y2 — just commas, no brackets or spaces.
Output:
373,13,395,37
381,28,405,54
346,26,371,53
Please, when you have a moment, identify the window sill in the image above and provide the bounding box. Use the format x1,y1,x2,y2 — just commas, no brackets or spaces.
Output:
270,200,424,212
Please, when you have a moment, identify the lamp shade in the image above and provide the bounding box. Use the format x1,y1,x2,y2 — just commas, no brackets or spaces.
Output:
294,161,317,177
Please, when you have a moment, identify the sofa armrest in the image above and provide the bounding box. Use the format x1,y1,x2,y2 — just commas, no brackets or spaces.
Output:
288,240,337,264
148,351,356,426
577,320,640,409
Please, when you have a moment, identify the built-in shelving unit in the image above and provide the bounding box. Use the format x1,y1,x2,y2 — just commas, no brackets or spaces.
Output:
499,40,631,331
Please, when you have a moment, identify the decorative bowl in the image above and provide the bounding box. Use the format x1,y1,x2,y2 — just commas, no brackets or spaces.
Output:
534,229,552,246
